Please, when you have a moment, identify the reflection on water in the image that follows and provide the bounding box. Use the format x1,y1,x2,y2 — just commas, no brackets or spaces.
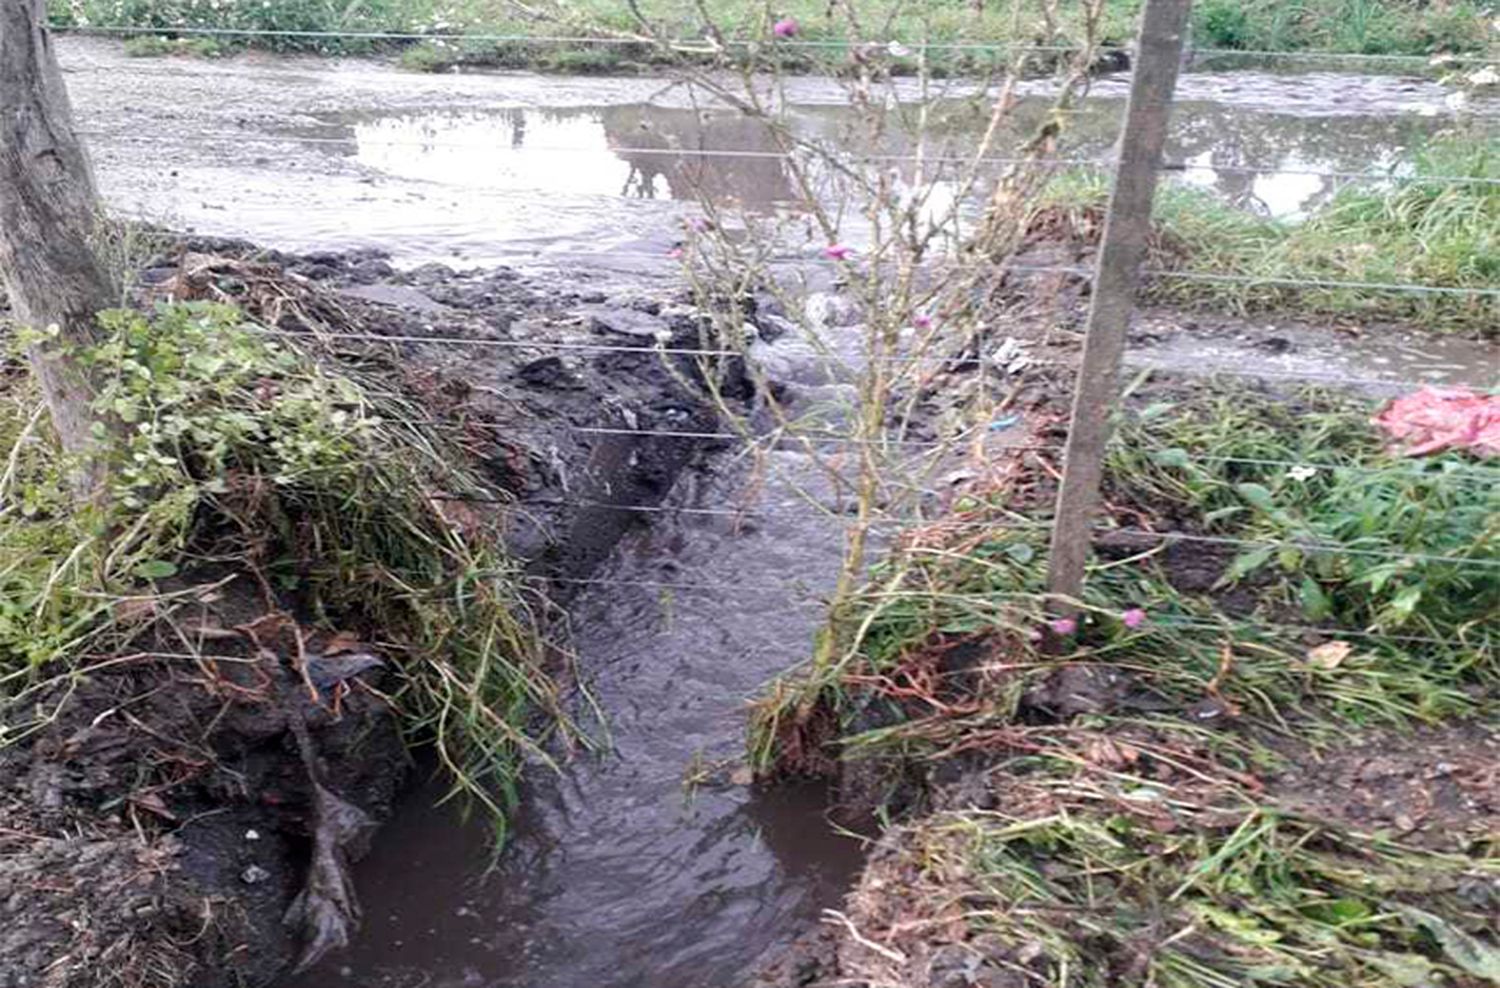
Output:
297,82,1452,221
345,107,804,205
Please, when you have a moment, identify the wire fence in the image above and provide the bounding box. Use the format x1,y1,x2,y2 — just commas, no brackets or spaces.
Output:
63,16,1497,656
52,23,1500,66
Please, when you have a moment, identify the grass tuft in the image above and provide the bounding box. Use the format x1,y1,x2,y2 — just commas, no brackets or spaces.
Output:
749,385,1495,776
867,776,1500,988
1,302,568,837
759,385,1498,987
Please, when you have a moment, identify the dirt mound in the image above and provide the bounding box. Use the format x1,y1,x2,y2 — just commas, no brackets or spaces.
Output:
0,610,404,988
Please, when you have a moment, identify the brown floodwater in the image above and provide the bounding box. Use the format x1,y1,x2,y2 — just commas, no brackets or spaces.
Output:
286,447,869,987
65,37,1496,270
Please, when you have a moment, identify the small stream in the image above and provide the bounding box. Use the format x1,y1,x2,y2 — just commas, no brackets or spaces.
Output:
291,362,871,986
309,467,858,986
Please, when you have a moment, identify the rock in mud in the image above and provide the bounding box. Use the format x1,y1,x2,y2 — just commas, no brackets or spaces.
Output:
579,304,672,342
805,291,862,330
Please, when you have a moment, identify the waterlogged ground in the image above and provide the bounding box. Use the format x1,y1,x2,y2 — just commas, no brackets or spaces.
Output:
62,37,1495,271
54,38,1499,988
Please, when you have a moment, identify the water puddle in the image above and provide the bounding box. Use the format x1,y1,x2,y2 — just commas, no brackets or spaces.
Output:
289,76,1458,234
79,60,1472,268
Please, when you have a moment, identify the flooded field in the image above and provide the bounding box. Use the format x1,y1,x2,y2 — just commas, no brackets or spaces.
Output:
64,39,1488,269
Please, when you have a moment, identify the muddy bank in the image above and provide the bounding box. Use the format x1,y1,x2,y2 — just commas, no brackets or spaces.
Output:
0,242,756,988
763,723,1498,988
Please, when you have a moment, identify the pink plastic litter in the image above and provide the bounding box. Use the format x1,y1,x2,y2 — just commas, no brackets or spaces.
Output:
1371,387,1500,457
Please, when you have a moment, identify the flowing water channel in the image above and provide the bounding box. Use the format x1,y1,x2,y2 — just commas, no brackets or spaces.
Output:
57,39,1498,987
291,448,867,988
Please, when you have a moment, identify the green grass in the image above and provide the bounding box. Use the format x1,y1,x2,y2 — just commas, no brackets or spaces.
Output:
759,383,1498,987
0,303,569,837
869,777,1499,988
1193,0,1493,56
1034,135,1500,335
122,33,223,56
1109,391,1499,643
47,0,1496,67
749,385,1496,774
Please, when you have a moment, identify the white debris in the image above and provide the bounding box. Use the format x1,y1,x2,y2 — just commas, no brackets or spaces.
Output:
990,337,1035,375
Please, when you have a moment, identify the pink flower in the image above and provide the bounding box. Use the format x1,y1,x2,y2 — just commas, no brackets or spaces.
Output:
1048,617,1077,636
773,17,799,38
913,313,934,330
823,243,852,261
1121,607,1147,629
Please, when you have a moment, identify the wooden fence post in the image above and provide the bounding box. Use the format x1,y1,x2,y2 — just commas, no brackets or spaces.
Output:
1045,0,1193,610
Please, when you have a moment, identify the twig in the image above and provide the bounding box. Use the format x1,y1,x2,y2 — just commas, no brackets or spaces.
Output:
822,909,909,964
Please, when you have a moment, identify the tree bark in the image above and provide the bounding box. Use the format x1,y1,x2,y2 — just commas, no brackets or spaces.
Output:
0,0,116,494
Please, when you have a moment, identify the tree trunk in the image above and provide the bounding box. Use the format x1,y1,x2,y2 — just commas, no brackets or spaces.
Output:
0,0,116,495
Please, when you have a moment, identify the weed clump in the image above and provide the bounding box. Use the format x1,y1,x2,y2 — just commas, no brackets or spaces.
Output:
398,40,455,72
752,387,1495,779
121,33,222,57
1,301,565,832
1110,392,1499,646
851,764,1499,988
1192,0,1493,56
751,384,1498,987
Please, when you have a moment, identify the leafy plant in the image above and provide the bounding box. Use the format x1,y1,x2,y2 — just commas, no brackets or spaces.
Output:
1194,0,1255,50
1112,389,1499,645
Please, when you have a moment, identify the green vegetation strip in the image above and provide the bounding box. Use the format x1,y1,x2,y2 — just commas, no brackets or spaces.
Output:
48,0,1497,68
1032,135,1500,336
1,303,567,836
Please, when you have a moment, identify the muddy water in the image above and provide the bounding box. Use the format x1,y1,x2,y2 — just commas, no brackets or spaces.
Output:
1127,312,1500,393
289,380,869,987
62,37,1490,270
